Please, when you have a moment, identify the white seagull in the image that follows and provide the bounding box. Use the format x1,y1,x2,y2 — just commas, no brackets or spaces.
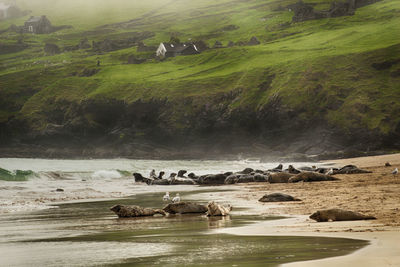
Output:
172,193,180,203
392,168,398,177
326,168,334,175
163,192,170,202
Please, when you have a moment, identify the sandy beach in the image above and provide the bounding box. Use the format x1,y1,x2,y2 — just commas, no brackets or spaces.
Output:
216,153,400,266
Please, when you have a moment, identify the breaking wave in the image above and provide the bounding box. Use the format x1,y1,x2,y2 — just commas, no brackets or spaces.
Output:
0,168,37,181
91,170,124,179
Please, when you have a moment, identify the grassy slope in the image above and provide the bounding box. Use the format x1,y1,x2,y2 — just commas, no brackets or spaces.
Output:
0,0,399,135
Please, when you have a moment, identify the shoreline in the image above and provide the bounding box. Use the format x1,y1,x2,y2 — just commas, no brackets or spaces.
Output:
215,153,400,266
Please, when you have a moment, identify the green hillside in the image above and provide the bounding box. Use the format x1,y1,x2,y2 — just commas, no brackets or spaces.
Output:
0,0,399,158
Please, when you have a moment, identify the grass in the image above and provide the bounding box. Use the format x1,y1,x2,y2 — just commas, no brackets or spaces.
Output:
0,0,399,135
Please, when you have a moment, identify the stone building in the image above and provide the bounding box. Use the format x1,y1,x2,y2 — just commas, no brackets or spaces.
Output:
24,15,52,34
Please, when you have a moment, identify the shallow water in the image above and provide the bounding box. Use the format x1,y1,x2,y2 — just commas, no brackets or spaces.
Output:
0,191,368,267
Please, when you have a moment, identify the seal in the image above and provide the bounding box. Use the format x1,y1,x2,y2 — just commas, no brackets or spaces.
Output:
309,208,376,222
206,201,232,216
110,204,166,218
288,172,339,183
258,193,301,202
163,202,208,214
268,172,294,183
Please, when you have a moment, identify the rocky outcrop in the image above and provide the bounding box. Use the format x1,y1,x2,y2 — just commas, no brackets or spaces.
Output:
163,202,208,214
213,41,224,49
248,36,260,45
310,208,376,222
259,193,301,202
290,0,381,22
44,43,61,55
110,204,166,217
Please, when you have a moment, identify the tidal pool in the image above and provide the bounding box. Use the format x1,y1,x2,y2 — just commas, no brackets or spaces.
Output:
0,191,368,266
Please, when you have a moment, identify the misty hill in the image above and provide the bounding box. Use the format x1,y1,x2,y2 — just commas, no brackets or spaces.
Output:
0,0,399,159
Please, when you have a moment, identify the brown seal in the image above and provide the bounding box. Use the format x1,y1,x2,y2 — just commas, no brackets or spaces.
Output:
310,208,376,222
110,205,166,217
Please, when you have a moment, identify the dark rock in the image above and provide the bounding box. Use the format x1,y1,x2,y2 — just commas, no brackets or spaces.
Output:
56,188,64,192
371,59,400,70
163,202,208,214
248,36,260,45
288,172,339,183
78,38,91,49
220,25,239,31
227,41,235,47
310,208,376,222
213,40,224,49
110,204,166,217
385,162,391,167
259,193,301,202
77,68,100,77
44,43,60,55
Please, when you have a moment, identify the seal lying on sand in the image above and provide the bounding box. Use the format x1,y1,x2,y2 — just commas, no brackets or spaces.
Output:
110,205,166,217
163,202,208,214
268,172,294,183
289,172,339,183
258,193,301,202
310,209,376,222
206,201,232,216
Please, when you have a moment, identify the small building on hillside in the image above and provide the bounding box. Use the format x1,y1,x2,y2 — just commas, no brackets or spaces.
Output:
156,42,200,58
24,15,52,34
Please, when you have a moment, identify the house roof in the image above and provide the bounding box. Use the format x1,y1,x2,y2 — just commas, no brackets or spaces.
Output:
26,16,43,23
162,42,198,53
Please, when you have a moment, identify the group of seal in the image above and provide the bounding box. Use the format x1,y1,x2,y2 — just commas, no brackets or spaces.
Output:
131,163,368,186
110,201,232,218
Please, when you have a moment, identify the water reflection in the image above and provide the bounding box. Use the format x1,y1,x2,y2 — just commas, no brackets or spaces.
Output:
207,215,232,229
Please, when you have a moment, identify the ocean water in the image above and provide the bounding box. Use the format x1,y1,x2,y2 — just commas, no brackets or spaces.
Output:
0,158,323,213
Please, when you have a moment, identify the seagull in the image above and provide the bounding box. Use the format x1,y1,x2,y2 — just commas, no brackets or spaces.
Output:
392,168,398,177
172,193,180,203
163,192,170,202
327,168,334,175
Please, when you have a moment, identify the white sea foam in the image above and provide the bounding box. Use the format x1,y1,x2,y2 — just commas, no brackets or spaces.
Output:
91,170,122,179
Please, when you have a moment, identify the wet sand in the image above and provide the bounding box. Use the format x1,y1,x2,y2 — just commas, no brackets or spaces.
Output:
219,153,400,266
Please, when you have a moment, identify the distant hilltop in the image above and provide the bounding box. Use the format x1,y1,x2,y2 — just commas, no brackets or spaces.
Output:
0,1,29,21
